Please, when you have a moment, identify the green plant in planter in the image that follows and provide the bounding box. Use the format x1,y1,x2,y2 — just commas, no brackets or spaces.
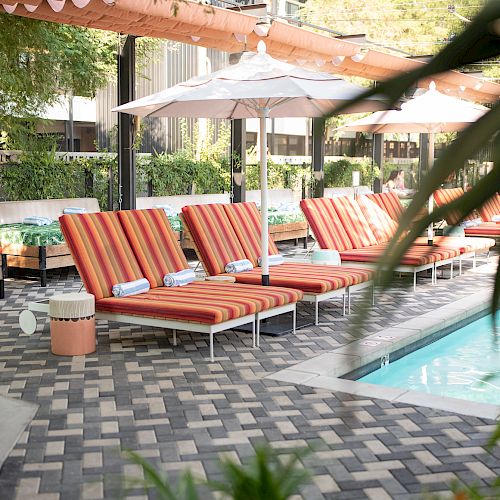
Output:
324,158,379,188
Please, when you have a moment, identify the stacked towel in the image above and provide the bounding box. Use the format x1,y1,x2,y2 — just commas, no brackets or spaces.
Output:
492,215,500,223
460,218,482,228
163,268,196,287
225,259,253,274
23,216,53,226
112,278,150,297
153,204,178,217
63,207,87,214
258,254,284,267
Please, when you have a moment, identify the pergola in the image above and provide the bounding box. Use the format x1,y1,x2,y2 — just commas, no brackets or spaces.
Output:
3,0,500,206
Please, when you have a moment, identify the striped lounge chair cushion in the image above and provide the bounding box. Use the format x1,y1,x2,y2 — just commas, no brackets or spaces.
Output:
478,193,500,222
464,224,500,237
223,262,373,294
339,244,458,266
224,202,279,265
182,204,247,276
117,209,189,287
299,198,353,251
365,192,404,222
414,236,495,253
96,281,302,325
330,196,379,249
356,195,398,244
433,188,479,225
59,212,145,300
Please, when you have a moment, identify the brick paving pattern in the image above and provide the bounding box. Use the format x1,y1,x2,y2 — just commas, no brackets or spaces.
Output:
0,245,499,499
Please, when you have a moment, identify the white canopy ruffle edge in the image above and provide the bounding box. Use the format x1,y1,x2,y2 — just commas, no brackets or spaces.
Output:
3,0,114,14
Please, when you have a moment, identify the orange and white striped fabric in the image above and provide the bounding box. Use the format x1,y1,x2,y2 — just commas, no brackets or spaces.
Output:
365,192,404,222
182,204,247,276
117,209,188,287
356,195,398,244
330,196,379,249
433,188,479,225
224,202,279,265
478,193,500,222
59,212,144,300
299,198,353,251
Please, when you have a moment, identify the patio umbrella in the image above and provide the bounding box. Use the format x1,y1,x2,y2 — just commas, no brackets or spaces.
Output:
339,82,488,242
113,41,389,285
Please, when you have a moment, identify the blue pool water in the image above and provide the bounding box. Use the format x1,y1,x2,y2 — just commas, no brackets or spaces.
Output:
360,314,500,405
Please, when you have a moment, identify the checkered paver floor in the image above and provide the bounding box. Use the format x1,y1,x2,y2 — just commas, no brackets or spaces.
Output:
0,244,499,499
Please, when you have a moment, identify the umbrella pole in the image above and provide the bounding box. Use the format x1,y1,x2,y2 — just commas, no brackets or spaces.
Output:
259,107,270,286
427,132,435,245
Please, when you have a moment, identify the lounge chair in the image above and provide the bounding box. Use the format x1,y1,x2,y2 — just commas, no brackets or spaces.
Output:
433,188,500,239
181,202,375,325
300,196,462,290
51,210,301,361
356,193,495,273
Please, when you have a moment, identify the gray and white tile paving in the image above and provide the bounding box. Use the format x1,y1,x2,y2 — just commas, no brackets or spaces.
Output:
0,244,499,499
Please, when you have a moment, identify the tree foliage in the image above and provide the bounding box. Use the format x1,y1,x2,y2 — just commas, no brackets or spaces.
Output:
301,0,499,78
0,14,116,119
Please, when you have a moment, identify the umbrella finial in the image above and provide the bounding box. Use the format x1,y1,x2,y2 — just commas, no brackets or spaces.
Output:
429,81,436,91
257,40,267,54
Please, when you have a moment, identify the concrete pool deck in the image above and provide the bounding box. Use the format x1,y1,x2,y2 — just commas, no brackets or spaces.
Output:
267,288,500,420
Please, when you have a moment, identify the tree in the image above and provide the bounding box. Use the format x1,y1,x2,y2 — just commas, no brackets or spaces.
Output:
0,14,116,120
300,0,499,79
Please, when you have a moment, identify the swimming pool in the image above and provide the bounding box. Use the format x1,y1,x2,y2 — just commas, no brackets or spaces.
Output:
360,313,500,405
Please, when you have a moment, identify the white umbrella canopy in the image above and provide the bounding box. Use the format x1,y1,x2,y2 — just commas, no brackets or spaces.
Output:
339,82,488,243
339,82,488,134
113,41,391,285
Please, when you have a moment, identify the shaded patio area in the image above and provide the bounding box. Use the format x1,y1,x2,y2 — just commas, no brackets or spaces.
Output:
0,241,498,499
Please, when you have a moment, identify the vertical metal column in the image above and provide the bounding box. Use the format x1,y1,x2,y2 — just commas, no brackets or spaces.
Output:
419,133,430,185
312,117,325,198
230,119,246,203
118,35,136,210
373,133,384,192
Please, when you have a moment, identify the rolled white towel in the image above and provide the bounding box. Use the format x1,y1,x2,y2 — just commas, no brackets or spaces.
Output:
258,254,284,267
163,268,196,287
459,217,482,228
23,216,53,226
492,214,500,222
63,207,87,214
112,278,150,297
225,259,253,274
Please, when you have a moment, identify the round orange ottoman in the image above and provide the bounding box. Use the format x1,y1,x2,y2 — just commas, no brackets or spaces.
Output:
50,293,96,356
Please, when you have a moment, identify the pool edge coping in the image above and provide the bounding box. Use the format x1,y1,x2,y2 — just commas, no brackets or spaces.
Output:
266,288,500,421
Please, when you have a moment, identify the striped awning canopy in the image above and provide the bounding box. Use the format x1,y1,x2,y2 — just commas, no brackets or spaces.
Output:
2,0,499,103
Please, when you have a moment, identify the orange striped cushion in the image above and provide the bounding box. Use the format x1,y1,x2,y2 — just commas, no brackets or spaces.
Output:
96,281,301,325
414,236,494,253
379,192,404,222
356,195,398,244
59,212,144,300
465,224,500,237
182,204,247,276
118,209,188,287
331,196,379,248
300,198,353,251
433,188,478,225
224,202,279,265
223,262,373,294
478,194,500,222
339,244,460,266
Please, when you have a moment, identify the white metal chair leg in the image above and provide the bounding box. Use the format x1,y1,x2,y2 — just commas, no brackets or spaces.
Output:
292,308,296,334
348,288,351,315
372,283,376,306
172,329,177,346
432,265,436,285
252,320,256,348
315,298,319,326
450,261,454,279
342,293,346,316
256,318,260,347
210,332,214,362
413,271,417,291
